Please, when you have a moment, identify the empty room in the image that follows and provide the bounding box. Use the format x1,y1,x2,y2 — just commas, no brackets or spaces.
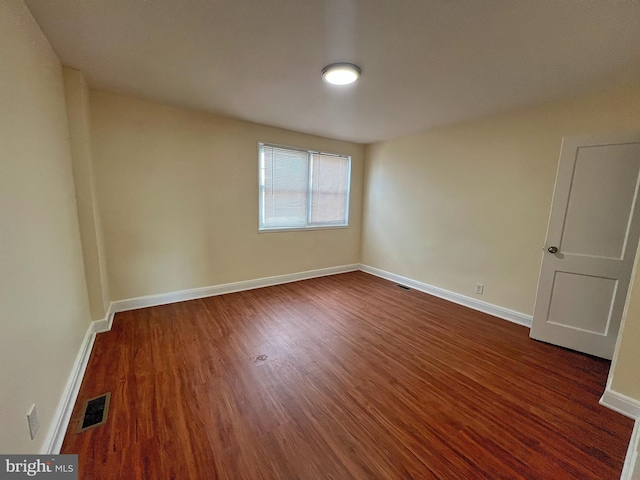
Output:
2,0,640,478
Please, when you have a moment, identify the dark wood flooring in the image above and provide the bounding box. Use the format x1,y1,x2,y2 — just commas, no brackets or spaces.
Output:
62,271,634,479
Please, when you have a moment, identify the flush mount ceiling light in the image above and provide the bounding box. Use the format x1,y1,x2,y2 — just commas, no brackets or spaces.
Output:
321,63,361,86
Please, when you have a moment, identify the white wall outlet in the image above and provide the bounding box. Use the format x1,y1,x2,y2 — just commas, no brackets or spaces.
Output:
475,283,484,295
27,404,39,440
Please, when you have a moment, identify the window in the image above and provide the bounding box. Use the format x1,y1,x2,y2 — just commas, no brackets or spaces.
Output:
259,143,351,231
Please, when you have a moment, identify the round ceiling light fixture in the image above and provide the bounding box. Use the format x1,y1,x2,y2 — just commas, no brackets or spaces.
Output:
321,63,361,86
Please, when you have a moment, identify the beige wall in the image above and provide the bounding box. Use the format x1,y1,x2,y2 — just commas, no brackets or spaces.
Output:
90,91,364,300
0,1,91,453
63,68,110,320
362,84,640,316
611,241,640,399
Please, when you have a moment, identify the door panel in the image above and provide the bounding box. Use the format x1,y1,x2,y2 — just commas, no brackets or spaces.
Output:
546,272,616,334
561,144,640,259
530,132,640,359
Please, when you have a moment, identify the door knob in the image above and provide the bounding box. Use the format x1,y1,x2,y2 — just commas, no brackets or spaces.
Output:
548,246,558,254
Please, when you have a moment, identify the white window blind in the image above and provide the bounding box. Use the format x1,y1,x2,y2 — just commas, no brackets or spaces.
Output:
259,144,350,231
311,154,349,224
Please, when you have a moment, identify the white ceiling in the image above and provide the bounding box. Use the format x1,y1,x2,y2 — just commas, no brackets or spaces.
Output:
25,0,640,144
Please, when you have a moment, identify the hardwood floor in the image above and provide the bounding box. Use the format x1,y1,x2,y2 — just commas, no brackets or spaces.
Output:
62,271,634,479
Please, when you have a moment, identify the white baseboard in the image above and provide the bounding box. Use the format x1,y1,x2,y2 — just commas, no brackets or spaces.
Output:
621,420,640,480
93,303,115,333
359,264,533,328
599,391,640,479
110,264,360,314
102,263,531,331
600,389,640,420
41,320,98,454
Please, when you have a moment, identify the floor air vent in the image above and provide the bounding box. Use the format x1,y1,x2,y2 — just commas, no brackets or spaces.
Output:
397,284,411,290
76,392,111,433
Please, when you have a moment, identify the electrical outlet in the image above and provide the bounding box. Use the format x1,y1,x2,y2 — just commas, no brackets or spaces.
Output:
475,283,484,295
27,404,39,440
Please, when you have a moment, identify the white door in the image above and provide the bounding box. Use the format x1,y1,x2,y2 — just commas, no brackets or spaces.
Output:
530,132,640,359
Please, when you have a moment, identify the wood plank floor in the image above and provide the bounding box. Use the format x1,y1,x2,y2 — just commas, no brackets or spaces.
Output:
62,271,634,479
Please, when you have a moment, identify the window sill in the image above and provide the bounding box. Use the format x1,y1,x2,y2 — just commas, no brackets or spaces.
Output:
258,225,349,234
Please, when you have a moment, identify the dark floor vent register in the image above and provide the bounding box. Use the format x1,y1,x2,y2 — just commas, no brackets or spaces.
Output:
76,392,111,433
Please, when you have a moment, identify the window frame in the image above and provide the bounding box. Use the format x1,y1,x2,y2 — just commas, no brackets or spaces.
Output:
258,142,351,232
